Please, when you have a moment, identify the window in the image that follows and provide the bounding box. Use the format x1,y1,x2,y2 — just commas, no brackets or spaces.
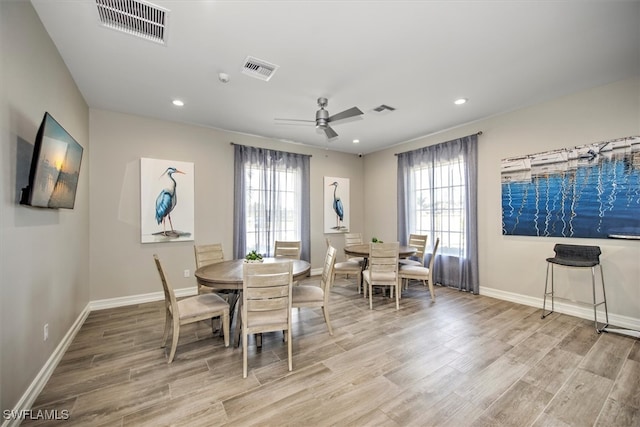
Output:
411,158,466,256
233,144,310,260
244,164,301,254
397,134,478,293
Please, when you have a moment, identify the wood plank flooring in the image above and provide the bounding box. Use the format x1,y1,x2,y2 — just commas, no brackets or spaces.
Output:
25,278,639,426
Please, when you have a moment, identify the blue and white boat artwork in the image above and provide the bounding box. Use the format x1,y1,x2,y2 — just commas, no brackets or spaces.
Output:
501,136,640,238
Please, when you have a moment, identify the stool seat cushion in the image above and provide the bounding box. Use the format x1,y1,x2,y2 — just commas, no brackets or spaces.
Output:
547,244,601,267
546,257,599,267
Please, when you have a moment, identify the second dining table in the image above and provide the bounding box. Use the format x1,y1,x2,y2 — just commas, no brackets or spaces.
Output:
195,257,311,345
344,243,417,283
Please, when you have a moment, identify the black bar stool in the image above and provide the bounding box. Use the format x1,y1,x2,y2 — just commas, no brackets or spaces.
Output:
541,244,609,332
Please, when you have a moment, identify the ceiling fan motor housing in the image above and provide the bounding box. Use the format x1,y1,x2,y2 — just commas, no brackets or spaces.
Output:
316,108,329,128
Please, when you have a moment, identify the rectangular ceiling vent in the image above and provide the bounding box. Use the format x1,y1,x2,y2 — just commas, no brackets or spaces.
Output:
373,104,396,112
242,56,279,81
96,0,168,45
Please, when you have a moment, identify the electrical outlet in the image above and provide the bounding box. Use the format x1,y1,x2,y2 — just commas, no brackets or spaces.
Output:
44,324,49,341
183,269,190,278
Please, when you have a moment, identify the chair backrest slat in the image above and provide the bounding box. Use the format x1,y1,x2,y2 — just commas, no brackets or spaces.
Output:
194,243,224,269
274,241,302,259
246,297,290,312
407,234,428,263
344,233,363,246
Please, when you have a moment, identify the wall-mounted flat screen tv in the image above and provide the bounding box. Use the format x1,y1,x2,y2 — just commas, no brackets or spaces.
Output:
20,112,83,209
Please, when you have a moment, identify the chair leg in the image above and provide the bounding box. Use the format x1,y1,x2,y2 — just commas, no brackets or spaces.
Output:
222,310,230,347
541,263,554,319
395,282,400,310
322,305,333,335
242,331,248,378
168,317,180,363
161,309,171,347
287,328,293,372
363,277,368,299
599,265,609,326
369,282,373,310
426,278,435,302
591,265,609,333
234,298,243,348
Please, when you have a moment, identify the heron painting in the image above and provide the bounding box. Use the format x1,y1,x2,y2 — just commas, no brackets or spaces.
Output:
324,176,350,233
140,158,194,243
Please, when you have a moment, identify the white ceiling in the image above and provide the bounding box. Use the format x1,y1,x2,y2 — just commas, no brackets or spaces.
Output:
31,0,640,155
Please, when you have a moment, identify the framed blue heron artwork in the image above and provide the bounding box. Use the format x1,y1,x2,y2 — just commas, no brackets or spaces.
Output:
324,176,350,233
140,158,195,243
501,136,640,239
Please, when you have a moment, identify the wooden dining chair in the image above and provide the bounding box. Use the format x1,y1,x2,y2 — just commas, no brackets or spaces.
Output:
363,242,400,310
399,237,440,301
399,234,428,267
330,236,363,294
274,240,302,260
153,254,230,363
343,232,365,264
194,243,225,294
293,245,337,335
241,260,293,378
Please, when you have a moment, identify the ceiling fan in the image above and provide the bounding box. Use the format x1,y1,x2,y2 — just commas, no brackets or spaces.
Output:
275,97,364,139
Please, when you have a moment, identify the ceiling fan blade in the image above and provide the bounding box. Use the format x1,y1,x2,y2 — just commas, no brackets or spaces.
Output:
327,106,363,123
323,125,338,139
274,118,315,123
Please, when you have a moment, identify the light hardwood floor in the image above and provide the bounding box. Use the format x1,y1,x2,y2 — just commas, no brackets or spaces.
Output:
25,278,639,426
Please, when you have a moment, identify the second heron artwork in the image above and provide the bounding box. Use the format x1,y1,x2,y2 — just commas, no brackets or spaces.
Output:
324,176,350,233
140,157,194,243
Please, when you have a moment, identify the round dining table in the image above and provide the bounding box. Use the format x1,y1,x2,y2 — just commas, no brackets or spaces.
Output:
195,257,311,290
343,244,417,282
195,257,311,347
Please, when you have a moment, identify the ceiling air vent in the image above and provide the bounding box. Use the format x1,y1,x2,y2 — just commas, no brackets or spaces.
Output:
242,56,279,81
96,0,168,45
373,104,396,112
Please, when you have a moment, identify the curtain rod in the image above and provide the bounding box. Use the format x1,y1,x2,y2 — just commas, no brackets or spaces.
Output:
229,142,312,157
394,131,482,156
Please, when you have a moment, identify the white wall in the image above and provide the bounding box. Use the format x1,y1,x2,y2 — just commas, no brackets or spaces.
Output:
363,77,640,323
89,109,364,302
0,0,90,413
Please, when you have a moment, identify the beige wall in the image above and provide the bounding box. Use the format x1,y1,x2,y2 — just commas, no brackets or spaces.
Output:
0,1,90,412
363,77,640,321
3,0,639,414
89,109,364,301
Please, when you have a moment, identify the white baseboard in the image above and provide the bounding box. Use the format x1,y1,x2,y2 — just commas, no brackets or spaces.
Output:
480,286,640,331
2,304,91,427
89,286,198,311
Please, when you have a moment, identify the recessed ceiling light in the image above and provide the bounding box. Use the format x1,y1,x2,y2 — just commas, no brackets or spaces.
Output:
454,98,468,105
353,139,360,144
172,99,184,107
